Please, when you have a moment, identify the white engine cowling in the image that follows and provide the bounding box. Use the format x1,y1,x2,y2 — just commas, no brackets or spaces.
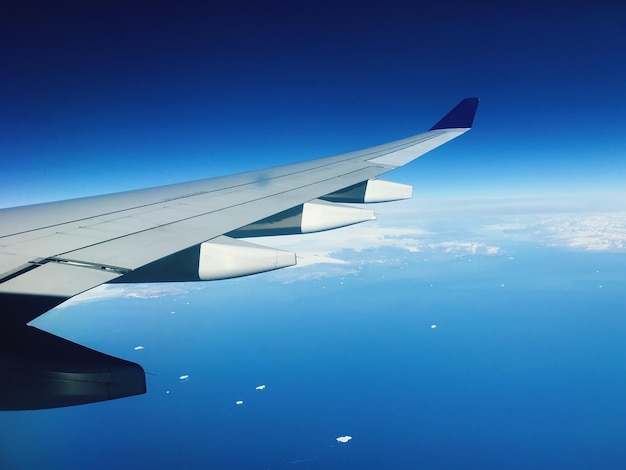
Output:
321,179,412,203
110,236,296,283
300,200,375,233
229,200,375,238
198,236,296,280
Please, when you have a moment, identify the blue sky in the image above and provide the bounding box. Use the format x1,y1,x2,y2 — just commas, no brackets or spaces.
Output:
2,1,625,207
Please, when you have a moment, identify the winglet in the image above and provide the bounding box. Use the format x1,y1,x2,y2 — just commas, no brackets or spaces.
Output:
429,98,479,130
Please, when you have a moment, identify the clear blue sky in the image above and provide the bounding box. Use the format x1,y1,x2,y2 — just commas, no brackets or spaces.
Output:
2,1,625,207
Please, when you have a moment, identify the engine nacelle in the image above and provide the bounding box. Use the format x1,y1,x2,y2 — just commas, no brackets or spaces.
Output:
110,236,296,283
321,179,412,203
198,236,296,280
229,200,375,238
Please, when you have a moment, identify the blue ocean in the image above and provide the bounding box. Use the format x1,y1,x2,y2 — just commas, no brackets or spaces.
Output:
1,246,625,469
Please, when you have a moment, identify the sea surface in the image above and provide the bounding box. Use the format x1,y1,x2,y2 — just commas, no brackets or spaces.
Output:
2,246,625,469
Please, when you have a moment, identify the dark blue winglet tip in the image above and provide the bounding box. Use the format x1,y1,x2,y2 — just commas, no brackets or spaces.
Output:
429,97,480,130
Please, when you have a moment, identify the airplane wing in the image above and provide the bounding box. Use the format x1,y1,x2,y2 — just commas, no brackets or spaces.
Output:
0,98,479,410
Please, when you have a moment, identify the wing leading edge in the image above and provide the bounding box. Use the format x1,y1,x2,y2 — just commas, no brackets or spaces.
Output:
0,98,478,409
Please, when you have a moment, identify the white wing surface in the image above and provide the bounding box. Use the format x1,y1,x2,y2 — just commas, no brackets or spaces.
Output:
0,98,478,410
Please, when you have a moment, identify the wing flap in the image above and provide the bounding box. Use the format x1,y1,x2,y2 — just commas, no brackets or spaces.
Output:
0,261,119,297
0,326,145,410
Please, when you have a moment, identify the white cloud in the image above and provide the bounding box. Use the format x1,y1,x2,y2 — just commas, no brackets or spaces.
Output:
123,285,194,299
428,241,500,256
542,214,626,251
482,213,626,252
251,222,500,272
58,283,202,308
249,225,432,263
256,194,626,282
57,285,127,307
396,194,626,253
295,253,349,267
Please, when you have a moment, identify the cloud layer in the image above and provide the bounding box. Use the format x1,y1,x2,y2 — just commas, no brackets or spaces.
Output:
55,191,626,304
